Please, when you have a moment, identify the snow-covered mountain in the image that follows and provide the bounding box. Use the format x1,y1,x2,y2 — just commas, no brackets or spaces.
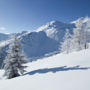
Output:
19,20,75,59
72,16,90,31
0,48,90,90
0,33,10,42
37,20,75,41
20,31,59,59
72,16,90,24
0,20,75,62
0,17,90,63
0,31,28,43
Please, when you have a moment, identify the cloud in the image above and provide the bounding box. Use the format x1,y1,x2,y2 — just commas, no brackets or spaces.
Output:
0,27,9,34
0,27,10,34
0,27,6,30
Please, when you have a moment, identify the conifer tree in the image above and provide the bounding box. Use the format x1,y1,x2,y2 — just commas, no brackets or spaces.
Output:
60,29,71,53
3,35,27,79
71,19,89,51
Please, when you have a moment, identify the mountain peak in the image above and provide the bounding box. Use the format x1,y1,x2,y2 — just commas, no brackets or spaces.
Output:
47,20,67,26
48,20,61,25
36,20,67,32
72,16,90,24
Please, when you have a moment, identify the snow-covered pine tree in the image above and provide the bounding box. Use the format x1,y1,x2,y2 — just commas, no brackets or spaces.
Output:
71,19,83,51
71,19,89,51
81,23,89,49
3,35,28,79
0,46,7,69
60,29,71,54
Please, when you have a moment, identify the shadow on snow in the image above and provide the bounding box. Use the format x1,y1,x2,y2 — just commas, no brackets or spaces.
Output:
24,65,90,76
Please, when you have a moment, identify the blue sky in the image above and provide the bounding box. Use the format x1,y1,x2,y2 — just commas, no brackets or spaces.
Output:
0,0,90,33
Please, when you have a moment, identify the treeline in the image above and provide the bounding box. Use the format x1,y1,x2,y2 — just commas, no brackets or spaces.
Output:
60,19,89,53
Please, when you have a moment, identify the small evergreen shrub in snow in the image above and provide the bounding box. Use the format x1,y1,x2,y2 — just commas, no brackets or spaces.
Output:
3,35,28,79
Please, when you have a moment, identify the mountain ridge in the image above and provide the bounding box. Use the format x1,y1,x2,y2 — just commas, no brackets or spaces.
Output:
0,17,89,64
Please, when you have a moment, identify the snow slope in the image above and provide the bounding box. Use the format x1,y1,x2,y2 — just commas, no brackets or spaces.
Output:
0,49,90,90
21,31,59,58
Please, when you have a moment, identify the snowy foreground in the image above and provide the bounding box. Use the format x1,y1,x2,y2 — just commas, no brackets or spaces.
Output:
0,49,90,90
